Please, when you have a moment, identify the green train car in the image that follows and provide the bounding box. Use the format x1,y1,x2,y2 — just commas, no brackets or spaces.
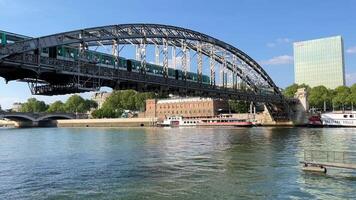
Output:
40,45,210,84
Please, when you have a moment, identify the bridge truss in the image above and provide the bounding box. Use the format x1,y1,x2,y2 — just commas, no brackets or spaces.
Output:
0,24,289,120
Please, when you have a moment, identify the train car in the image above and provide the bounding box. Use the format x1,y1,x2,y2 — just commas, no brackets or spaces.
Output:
40,44,211,85
57,46,79,61
118,57,127,69
1,32,6,45
202,75,210,84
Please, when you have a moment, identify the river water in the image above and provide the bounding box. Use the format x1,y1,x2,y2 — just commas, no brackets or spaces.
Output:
0,127,355,199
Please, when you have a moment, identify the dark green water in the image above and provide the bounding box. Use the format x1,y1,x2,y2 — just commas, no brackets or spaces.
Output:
0,127,355,199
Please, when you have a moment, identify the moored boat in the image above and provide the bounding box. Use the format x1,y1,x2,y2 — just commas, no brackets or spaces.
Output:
198,117,252,127
308,115,323,127
321,111,356,127
158,115,253,127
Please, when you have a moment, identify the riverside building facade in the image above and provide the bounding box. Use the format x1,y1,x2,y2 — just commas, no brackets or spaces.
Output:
145,98,228,119
294,36,345,89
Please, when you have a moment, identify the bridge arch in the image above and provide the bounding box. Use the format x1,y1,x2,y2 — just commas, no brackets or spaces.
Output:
0,114,36,122
0,24,281,96
37,114,74,121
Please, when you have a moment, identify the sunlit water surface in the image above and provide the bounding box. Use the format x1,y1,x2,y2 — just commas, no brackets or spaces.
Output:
0,127,355,199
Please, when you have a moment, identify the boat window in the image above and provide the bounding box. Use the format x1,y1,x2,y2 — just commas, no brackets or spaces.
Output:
343,115,347,118
350,115,354,118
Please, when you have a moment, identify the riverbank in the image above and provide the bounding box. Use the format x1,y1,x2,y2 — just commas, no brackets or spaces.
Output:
0,120,15,127
56,118,158,128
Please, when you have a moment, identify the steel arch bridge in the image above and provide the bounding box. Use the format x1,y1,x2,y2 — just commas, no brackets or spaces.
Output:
0,24,289,120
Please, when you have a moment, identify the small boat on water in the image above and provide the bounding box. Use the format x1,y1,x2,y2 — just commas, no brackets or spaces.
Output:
321,111,356,127
158,115,253,127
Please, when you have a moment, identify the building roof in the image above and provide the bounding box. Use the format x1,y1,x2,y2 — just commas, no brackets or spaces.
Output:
157,97,213,104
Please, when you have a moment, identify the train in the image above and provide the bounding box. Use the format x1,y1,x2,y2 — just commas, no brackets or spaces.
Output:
39,45,211,84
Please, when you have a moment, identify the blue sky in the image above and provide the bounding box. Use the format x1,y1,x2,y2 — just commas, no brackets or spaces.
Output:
0,0,355,109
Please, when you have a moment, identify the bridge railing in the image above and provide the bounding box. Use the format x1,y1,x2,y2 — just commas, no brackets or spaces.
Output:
304,150,356,164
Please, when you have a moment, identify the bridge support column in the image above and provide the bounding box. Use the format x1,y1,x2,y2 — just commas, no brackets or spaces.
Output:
181,41,187,81
13,120,38,128
163,38,168,79
210,45,216,86
197,43,203,83
172,46,176,69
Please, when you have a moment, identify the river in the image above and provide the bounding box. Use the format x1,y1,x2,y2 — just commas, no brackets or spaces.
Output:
0,127,355,199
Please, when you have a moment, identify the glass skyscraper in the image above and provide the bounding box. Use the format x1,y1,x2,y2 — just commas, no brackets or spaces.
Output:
294,36,345,89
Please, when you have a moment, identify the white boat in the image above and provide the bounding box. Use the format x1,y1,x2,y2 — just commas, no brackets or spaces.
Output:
159,116,201,127
321,111,356,127
158,115,252,127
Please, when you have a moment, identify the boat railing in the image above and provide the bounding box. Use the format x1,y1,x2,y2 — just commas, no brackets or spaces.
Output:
304,150,356,165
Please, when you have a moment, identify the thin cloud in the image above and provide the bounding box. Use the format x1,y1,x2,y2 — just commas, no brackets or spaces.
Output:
346,73,356,85
267,38,293,48
260,55,294,66
346,46,356,54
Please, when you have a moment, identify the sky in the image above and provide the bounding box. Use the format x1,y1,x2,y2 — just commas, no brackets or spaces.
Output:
0,0,355,109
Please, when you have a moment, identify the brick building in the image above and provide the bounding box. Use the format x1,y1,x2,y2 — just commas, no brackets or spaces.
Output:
145,98,228,119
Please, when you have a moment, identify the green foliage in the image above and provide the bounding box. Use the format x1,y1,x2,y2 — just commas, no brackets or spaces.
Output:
91,107,123,119
349,84,356,105
283,84,311,98
47,101,65,113
308,86,331,110
20,98,48,113
228,100,249,113
283,84,299,98
332,86,351,108
284,83,356,110
64,95,97,113
92,90,156,118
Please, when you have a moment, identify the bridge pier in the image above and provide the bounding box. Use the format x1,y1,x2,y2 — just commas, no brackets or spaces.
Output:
13,120,57,128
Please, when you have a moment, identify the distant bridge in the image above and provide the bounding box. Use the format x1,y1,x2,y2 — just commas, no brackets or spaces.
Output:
0,112,77,127
0,24,291,120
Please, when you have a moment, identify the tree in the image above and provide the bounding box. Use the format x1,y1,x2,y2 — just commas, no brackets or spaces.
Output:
348,84,356,109
91,107,122,118
283,84,310,98
91,90,156,118
308,85,331,110
228,100,249,113
332,86,351,110
63,95,97,113
47,101,65,113
283,84,299,98
20,98,48,113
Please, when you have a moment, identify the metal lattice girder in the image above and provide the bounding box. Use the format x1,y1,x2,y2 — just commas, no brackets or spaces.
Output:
181,40,187,80
139,38,146,74
172,46,176,69
197,42,203,83
162,38,168,78
210,45,215,86
155,44,160,65
0,23,281,96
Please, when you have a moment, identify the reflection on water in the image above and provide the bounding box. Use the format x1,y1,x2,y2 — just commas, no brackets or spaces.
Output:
0,127,355,199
